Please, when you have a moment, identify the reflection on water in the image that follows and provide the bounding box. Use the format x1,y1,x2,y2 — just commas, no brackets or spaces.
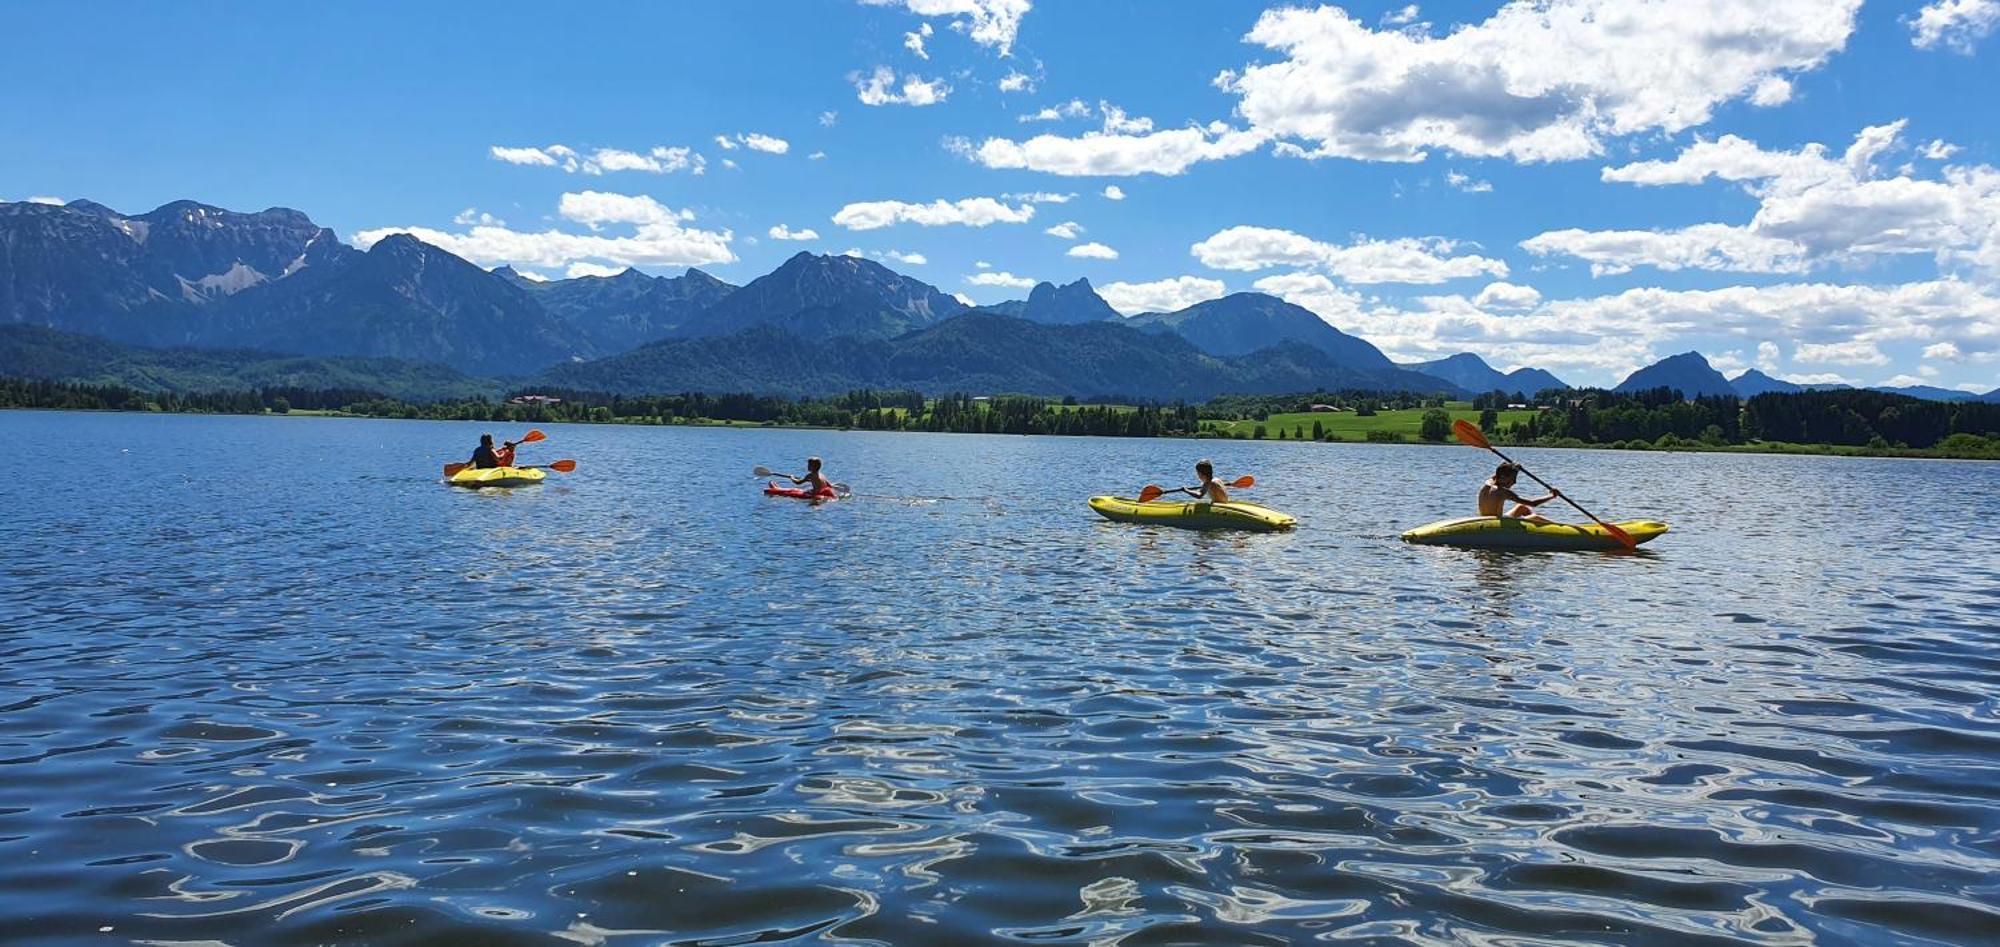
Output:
1,411,1998,945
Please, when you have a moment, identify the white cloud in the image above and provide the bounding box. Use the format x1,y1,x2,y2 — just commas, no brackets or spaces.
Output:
820,111,839,127
1924,341,1963,359
566,262,626,279
905,22,934,59
490,143,704,175
968,119,1267,177
1522,224,1809,276
1545,122,2000,278
714,135,738,151
1019,99,1091,122
769,224,821,241
1757,340,1782,369
1706,350,1750,376
1251,272,1368,327
1044,221,1082,239
24,196,64,205
881,250,929,265
1192,225,1509,284
860,0,1031,56
1099,276,1228,315
854,65,951,106
1383,4,1421,27
966,271,1037,289
1006,191,1074,204
808,151,828,160
1473,281,1541,309
1068,242,1118,260
974,260,993,268
998,70,1033,93
720,159,739,170
1921,139,1961,161
739,133,790,154
353,190,736,271
1910,0,2000,52
509,268,550,282
1446,170,1493,193
1795,340,1890,365
1099,103,1154,135
1102,185,1126,200
1217,1,1861,164
832,196,1035,230
453,208,505,227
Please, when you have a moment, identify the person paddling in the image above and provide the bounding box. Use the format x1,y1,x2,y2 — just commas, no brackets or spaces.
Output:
786,456,833,497
1169,459,1232,504
469,433,520,470
1480,462,1558,523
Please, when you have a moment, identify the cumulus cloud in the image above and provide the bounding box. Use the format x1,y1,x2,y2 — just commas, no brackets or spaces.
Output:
734,133,790,154
905,22,934,59
1446,170,1493,193
1192,225,1508,284
1473,281,1541,309
998,70,1034,93
880,250,929,265
1098,276,1228,315
967,118,1267,176
1044,221,1082,239
1910,0,2000,52
354,190,736,271
1924,341,1963,359
854,66,952,106
1794,340,1890,365
1534,122,2000,278
453,208,505,227
1217,1,1861,163
769,224,821,241
966,271,1037,289
1521,224,1810,276
832,196,1035,230
489,143,705,176
1102,185,1126,200
1068,242,1118,260
860,0,1031,56
1006,191,1074,204
1019,99,1091,122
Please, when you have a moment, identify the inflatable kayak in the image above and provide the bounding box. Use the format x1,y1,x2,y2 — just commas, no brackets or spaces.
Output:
1088,496,1296,532
448,466,547,488
765,482,840,500
1401,516,1667,550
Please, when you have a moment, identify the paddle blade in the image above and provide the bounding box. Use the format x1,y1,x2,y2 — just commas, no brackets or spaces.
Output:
549,459,578,473
443,462,468,477
1604,521,1637,549
753,465,776,478
1137,484,1165,503
1452,419,1490,449
520,429,547,444
1230,475,1255,488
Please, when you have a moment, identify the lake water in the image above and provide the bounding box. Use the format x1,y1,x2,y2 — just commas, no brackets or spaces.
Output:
2,410,1998,946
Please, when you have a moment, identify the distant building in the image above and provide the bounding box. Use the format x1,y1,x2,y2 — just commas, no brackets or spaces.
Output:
1309,403,1349,412
509,394,563,405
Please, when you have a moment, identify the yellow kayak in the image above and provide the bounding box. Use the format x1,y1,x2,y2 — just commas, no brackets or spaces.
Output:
1088,496,1297,532
1401,516,1667,550
447,466,547,488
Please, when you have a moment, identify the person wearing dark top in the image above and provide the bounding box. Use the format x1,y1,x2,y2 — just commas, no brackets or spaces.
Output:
469,434,513,470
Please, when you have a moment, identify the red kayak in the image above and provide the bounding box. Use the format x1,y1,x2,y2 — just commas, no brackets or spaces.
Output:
765,482,839,500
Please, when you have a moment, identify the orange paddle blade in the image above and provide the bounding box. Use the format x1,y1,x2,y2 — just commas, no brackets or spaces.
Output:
1230,475,1255,488
1452,419,1490,449
1603,521,1637,549
549,459,577,472
443,462,468,476
1136,484,1165,503
520,429,547,444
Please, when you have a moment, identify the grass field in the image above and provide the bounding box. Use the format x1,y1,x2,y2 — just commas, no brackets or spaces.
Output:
1203,405,1541,440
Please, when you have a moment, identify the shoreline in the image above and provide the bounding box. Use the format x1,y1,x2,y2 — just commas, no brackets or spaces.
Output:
9,404,1997,463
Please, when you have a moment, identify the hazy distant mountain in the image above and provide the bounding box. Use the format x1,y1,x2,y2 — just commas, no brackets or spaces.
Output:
1128,293,1460,393
1403,352,1567,395
207,234,581,376
1615,351,1737,399
1871,384,1985,402
538,311,1453,400
503,265,735,353
985,278,1121,325
677,251,963,339
0,198,344,343
1729,368,1806,396
0,324,495,400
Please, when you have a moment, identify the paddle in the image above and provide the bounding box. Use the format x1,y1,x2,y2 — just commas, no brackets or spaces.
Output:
1452,419,1635,549
754,465,850,496
442,429,550,476
1137,475,1255,504
522,460,578,473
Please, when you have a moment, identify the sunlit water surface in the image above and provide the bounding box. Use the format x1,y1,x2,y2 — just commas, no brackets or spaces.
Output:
2,411,1998,945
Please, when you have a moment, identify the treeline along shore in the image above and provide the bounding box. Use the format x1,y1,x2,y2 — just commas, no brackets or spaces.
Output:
6,376,1998,461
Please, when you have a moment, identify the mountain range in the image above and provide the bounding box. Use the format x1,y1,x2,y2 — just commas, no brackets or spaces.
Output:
1609,353,1999,403
5,197,1987,404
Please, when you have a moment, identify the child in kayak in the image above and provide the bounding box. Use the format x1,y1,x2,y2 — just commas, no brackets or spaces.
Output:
786,457,833,497
1169,459,1231,504
1480,462,1558,522
469,434,519,470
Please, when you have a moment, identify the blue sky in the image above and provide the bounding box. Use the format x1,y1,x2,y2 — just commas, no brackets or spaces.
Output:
4,0,1998,389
